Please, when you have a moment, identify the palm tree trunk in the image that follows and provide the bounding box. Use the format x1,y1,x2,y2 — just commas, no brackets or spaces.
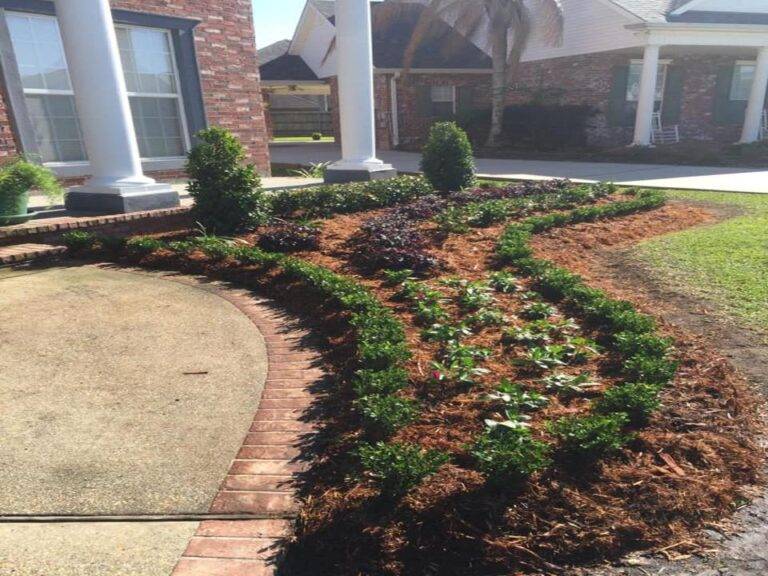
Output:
486,29,508,148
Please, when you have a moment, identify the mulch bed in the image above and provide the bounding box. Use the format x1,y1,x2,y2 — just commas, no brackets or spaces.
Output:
137,196,762,575
252,198,763,575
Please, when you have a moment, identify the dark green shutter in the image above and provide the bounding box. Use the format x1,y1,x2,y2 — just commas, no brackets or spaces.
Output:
661,66,684,124
416,85,433,117
456,85,475,114
713,65,747,125
607,66,633,127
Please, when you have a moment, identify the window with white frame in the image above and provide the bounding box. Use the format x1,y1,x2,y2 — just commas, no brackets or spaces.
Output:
626,61,668,109
730,62,755,102
7,13,87,163
6,12,188,164
430,85,456,116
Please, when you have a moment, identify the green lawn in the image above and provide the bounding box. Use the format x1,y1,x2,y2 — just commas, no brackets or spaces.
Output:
635,190,768,332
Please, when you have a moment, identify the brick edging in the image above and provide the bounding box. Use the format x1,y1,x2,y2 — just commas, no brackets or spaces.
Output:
110,268,324,576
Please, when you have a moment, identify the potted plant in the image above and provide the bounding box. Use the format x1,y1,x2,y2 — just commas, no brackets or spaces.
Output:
0,158,62,225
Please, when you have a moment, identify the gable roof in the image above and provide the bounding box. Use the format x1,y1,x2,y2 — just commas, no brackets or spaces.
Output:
259,40,320,82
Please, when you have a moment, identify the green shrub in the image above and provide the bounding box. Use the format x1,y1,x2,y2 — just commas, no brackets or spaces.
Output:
549,413,631,461
269,176,431,218
312,132,322,141
623,353,678,386
125,236,165,257
471,427,550,485
420,122,475,194
358,441,449,498
98,235,127,255
595,383,662,426
61,230,97,252
613,331,672,359
352,368,409,397
356,395,419,437
231,245,283,268
187,127,268,234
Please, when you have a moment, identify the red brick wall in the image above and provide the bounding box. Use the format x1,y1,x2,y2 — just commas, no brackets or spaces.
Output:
507,51,746,146
0,0,270,175
330,52,752,151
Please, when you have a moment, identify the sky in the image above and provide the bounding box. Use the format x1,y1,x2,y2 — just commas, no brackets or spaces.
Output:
252,0,308,49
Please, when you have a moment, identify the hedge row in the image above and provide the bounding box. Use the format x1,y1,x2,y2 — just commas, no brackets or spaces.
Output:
495,189,677,448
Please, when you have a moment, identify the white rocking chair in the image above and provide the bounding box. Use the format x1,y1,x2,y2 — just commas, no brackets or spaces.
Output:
651,112,680,145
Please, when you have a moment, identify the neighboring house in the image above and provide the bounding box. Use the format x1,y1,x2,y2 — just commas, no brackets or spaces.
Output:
259,39,332,138
0,0,270,186
267,0,768,149
260,0,493,150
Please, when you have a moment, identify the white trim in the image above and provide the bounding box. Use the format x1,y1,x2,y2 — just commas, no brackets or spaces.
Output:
375,68,493,75
671,0,708,15
46,156,185,178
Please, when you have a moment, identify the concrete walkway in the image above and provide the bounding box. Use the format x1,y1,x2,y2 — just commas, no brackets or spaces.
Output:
0,265,269,574
270,142,768,194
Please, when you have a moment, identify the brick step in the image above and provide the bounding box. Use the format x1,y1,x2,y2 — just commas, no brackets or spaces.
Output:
0,243,65,265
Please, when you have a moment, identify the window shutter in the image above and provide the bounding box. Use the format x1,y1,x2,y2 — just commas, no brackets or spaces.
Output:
607,66,633,127
416,85,433,117
456,85,475,114
713,65,747,125
661,66,684,124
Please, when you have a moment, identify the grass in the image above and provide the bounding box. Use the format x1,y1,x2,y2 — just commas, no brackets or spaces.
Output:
272,136,335,143
635,190,768,332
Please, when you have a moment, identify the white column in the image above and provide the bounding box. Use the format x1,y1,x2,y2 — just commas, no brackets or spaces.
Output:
632,44,660,146
55,0,176,211
739,47,768,144
326,0,394,181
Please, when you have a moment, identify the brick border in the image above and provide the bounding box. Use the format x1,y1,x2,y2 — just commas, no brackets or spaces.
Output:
110,268,324,576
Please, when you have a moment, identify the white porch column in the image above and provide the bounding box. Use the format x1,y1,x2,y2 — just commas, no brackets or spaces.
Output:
56,0,177,213
632,44,661,146
739,47,768,144
325,0,395,183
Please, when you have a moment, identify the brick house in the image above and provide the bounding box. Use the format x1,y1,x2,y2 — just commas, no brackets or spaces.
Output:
0,0,269,212
262,0,768,150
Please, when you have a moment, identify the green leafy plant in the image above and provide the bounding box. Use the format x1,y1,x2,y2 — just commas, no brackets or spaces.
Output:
563,336,601,363
352,368,409,397
542,372,600,397
471,426,550,485
517,345,567,370
488,271,519,294
61,230,97,253
0,158,62,224
549,413,631,461
622,353,678,386
358,442,449,498
521,301,557,320
125,236,165,257
420,122,476,194
455,280,495,311
594,382,662,426
382,269,415,287
421,322,472,344
187,127,269,234
466,307,507,329
487,380,549,412
356,395,420,437
291,161,330,178
431,343,491,385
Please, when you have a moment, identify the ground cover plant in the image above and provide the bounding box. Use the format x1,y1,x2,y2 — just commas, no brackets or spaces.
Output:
62,178,762,576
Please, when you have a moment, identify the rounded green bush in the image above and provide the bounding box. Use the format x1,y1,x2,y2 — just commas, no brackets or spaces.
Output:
420,122,475,194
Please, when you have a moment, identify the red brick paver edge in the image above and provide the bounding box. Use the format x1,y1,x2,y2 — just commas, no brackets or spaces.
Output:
112,269,324,576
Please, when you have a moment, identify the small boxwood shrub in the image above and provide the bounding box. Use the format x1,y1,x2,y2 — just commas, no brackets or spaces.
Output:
356,395,419,437
187,127,268,234
358,441,449,498
420,122,475,194
594,383,661,426
125,236,165,257
549,413,630,461
471,427,551,485
623,353,678,386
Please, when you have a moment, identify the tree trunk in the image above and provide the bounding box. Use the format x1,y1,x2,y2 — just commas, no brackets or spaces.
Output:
486,30,508,148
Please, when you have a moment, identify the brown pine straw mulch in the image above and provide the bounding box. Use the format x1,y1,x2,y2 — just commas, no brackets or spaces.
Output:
141,198,764,576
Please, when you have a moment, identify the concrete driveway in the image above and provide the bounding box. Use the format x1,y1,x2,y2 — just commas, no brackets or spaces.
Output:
0,265,269,574
270,142,768,194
